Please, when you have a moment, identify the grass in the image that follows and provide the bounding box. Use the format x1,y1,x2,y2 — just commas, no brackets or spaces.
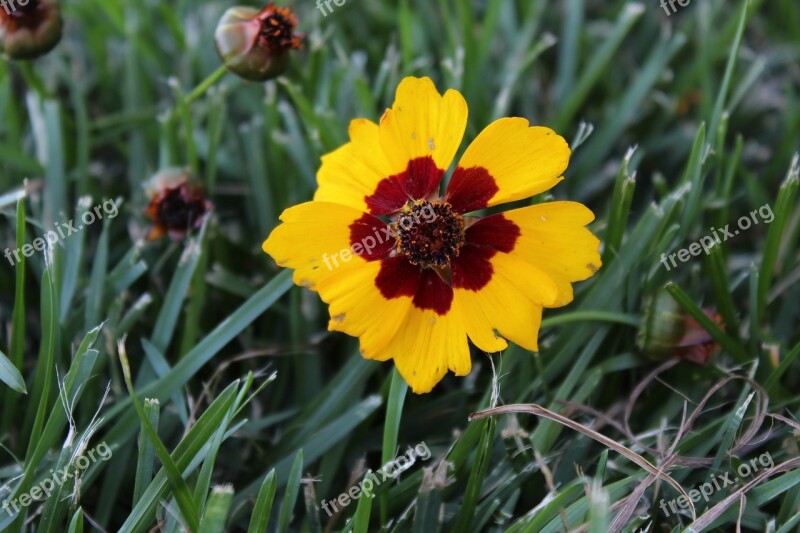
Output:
1,0,799,531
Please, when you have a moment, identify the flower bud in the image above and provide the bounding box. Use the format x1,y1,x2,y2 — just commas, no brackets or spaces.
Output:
0,0,63,60
637,289,724,365
214,3,303,82
144,169,213,241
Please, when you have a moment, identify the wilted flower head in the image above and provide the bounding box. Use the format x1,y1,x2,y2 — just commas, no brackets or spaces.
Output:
637,289,724,365
214,3,303,82
144,169,212,241
0,0,62,60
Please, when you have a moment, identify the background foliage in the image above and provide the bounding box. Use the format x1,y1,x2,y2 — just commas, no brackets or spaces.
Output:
1,0,799,531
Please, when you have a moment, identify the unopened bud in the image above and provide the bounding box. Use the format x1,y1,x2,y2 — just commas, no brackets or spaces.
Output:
144,169,213,242
0,0,63,60
214,3,303,82
637,289,723,365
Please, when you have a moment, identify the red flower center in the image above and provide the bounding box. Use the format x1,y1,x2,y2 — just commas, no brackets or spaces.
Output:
1,0,47,31
394,201,465,269
154,186,209,231
256,5,302,52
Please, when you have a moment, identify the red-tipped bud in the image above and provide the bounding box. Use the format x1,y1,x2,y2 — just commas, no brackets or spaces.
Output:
0,0,63,60
637,289,724,365
214,3,303,82
144,169,213,242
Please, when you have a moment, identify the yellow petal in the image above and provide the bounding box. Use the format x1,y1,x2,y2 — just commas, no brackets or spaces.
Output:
384,306,471,394
447,118,570,212
262,201,371,289
317,260,413,361
454,251,555,352
379,76,468,175
313,118,395,213
502,201,602,307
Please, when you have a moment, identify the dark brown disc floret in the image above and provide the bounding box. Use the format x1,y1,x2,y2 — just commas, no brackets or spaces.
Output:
394,201,465,269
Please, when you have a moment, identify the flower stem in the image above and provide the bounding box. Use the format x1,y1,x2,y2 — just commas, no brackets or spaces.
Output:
381,368,408,524
17,62,49,100
541,311,641,329
162,65,228,171
184,64,228,105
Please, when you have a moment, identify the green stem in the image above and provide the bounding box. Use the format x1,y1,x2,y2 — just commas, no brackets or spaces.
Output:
380,369,408,526
162,65,228,171
185,65,228,105
164,67,229,118
17,62,49,100
541,311,641,329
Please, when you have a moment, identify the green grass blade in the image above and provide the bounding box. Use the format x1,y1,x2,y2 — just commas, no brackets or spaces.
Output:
453,417,495,531
554,3,645,131
764,340,800,394
0,349,25,393
118,382,240,532
758,155,799,318
380,368,407,524
199,485,234,533
665,282,750,363
351,470,374,533
67,509,84,533
278,450,304,533
101,270,293,454
248,470,277,533
602,146,637,264
151,224,207,353
133,398,161,506
2,199,27,428
707,0,752,143
84,214,110,328
118,341,201,531
412,477,442,533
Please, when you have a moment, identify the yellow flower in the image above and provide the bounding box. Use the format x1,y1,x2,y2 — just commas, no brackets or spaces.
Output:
263,76,602,393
